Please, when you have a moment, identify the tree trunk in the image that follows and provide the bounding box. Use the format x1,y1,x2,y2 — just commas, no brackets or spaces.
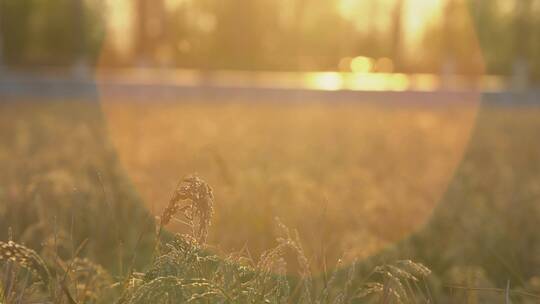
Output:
390,0,405,72
0,8,4,73
441,0,457,89
135,0,148,66
72,0,88,78
512,0,531,90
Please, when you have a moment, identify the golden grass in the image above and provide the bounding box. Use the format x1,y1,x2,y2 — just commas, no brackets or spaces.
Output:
1,99,540,303
102,100,478,265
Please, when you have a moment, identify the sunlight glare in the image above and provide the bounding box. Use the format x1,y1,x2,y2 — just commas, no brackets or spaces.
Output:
105,0,134,55
306,72,344,91
351,56,374,73
403,0,443,48
338,0,443,51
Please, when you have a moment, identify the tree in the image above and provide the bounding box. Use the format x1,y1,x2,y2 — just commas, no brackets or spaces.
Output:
0,0,32,66
72,0,88,76
0,11,3,71
512,0,532,88
390,0,405,71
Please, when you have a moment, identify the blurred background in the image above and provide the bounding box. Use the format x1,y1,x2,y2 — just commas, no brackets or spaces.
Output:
0,0,538,90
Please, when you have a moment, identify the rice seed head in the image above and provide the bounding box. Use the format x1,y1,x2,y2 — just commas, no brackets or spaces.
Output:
396,260,431,277
356,282,384,298
160,175,214,244
0,240,50,284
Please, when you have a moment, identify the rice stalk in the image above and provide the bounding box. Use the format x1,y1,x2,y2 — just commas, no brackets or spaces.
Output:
0,241,50,286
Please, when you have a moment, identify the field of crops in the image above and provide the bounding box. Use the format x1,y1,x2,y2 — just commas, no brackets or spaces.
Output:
1,99,539,303
101,100,478,261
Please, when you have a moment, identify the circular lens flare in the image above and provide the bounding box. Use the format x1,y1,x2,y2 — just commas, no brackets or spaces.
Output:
96,0,484,275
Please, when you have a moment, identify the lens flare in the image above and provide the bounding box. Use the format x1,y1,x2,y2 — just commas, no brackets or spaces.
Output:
97,0,485,274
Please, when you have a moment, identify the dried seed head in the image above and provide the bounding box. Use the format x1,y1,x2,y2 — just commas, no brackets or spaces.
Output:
396,260,431,277
0,240,50,284
160,175,214,244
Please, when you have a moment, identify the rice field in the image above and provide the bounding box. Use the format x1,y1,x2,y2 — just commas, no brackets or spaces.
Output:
1,98,539,303
101,100,477,262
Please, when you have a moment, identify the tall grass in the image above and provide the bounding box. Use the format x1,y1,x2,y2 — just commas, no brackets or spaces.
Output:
1,100,540,303
1,175,437,303
2,173,539,303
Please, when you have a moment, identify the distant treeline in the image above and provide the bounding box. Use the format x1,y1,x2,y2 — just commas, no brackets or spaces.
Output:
0,0,539,81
